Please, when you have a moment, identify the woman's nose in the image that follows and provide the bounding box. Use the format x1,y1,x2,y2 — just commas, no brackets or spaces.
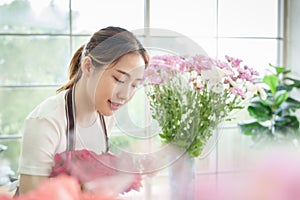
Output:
116,85,133,101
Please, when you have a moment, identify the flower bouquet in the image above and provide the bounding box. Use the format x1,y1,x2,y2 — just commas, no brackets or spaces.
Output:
144,54,263,157
49,150,142,196
143,54,264,199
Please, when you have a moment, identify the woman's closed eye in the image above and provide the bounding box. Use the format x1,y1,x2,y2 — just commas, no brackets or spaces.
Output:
113,75,142,89
113,76,125,83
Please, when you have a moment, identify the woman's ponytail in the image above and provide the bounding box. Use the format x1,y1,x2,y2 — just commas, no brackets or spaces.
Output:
56,44,85,93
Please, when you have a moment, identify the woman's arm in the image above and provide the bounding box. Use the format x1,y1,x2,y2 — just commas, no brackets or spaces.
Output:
18,118,61,194
19,174,48,194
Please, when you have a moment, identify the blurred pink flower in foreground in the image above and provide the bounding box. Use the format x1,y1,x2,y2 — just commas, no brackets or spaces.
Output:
200,151,300,200
49,149,142,196
244,152,300,200
0,175,116,200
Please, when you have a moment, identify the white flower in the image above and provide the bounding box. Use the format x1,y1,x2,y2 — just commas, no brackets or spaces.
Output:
227,77,238,87
257,86,267,100
202,66,232,85
245,82,256,92
245,82,267,100
212,84,224,93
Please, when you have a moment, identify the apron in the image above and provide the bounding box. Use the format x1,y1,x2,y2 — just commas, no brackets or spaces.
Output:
14,85,109,196
64,85,109,152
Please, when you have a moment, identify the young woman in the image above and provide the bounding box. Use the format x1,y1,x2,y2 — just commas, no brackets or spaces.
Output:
18,26,149,194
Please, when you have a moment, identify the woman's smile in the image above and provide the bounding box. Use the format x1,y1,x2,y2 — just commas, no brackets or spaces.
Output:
108,99,124,111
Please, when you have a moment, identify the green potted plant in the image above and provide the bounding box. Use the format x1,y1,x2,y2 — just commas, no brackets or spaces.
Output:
238,64,300,146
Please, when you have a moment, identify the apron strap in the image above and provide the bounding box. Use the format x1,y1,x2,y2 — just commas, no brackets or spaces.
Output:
65,86,76,151
99,114,109,152
64,85,109,152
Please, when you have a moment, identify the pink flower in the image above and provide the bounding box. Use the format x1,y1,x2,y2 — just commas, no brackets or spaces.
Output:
231,58,242,67
144,54,261,105
229,87,246,98
191,55,214,74
248,66,259,76
237,66,246,74
225,55,233,61
215,60,233,73
0,175,117,200
81,192,116,200
50,150,142,195
225,55,242,67
27,175,81,200
0,195,11,200
238,72,255,83
188,77,196,82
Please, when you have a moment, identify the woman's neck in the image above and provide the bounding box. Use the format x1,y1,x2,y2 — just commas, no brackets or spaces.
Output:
73,80,98,127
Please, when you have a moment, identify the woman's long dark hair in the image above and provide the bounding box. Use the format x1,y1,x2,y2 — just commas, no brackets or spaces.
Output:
57,26,149,93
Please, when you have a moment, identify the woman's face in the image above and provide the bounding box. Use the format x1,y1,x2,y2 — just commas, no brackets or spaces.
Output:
93,53,145,116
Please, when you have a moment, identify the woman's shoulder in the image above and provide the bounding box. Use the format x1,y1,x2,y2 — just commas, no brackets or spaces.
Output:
26,90,67,122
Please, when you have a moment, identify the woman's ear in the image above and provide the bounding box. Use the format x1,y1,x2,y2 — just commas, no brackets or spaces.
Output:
81,56,94,77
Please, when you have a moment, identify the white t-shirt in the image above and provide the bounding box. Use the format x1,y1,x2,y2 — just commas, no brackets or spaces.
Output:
18,90,112,176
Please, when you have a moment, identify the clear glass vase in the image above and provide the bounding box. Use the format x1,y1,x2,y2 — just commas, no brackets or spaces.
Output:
169,151,196,200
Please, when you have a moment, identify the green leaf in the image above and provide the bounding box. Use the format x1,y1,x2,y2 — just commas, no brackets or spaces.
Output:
274,90,288,108
275,115,300,130
269,64,291,75
286,97,300,108
250,96,261,103
251,95,274,107
282,70,292,74
248,102,272,122
277,97,300,116
159,133,166,139
259,92,274,107
276,84,294,92
238,121,270,136
275,67,286,74
284,77,300,89
263,75,279,95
